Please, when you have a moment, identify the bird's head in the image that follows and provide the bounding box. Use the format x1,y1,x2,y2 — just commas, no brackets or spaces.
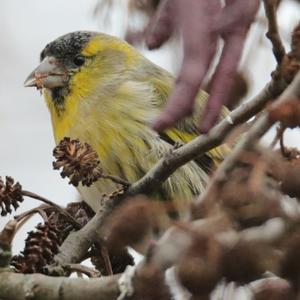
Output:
24,31,140,109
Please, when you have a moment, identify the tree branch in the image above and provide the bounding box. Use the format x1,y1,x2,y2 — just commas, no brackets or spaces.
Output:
48,192,123,274
0,272,119,300
21,190,81,229
0,221,119,300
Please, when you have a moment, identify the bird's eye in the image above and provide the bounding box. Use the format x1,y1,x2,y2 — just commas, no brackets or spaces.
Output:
73,55,85,67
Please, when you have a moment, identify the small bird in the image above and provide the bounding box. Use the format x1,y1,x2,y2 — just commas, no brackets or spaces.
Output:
24,31,228,213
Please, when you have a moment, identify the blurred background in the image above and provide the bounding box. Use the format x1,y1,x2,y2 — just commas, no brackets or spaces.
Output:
0,0,300,260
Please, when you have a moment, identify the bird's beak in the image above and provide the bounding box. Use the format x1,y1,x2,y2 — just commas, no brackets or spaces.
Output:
24,56,69,89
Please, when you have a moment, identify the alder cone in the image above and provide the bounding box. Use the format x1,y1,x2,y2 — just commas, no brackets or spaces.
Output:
280,231,300,288
220,179,282,228
0,176,23,216
11,222,62,274
177,238,222,296
133,264,171,300
221,241,273,284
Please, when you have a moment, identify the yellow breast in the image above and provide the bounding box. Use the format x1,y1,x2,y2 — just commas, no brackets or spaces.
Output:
44,78,208,212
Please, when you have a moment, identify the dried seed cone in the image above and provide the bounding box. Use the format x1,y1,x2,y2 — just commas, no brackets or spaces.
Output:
217,152,284,223
11,222,62,274
280,231,300,288
0,176,23,216
105,198,158,251
271,156,300,198
177,237,222,296
220,174,282,228
53,137,102,187
268,98,300,129
133,264,171,300
65,201,94,227
221,241,272,284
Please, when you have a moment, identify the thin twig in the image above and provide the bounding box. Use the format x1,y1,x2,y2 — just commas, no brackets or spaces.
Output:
67,264,101,278
101,245,113,276
21,190,81,229
269,125,285,148
100,173,130,187
279,127,288,158
263,0,286,64
14,204,51,222
11,205,52,238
